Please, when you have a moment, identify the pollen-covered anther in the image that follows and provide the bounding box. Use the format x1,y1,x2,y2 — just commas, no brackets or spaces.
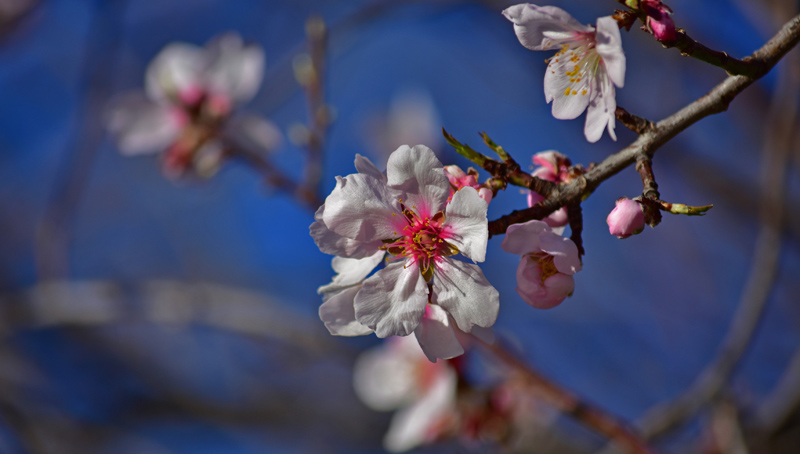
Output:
384,208,456,282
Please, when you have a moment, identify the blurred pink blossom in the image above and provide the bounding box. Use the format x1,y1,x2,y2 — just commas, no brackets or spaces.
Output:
353,336,458,452
107,33,281,177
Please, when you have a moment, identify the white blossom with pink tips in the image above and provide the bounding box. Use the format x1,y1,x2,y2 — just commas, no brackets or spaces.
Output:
503,4,626,143
107,33,281,176
310,145,499,361
501,220,581,309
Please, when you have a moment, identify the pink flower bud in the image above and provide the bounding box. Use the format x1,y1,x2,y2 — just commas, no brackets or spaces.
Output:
643,0,676,42
178,85,205,107
528,151,572,228
607,198,646,239
444,165,492,204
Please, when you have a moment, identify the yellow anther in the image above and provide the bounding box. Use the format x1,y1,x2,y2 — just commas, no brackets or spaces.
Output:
571,89,577,95
581,89,587,95
564,87,571,96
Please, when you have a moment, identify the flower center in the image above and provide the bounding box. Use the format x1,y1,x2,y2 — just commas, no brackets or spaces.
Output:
382,201,458,282
547,36,601,97
531,252,559,284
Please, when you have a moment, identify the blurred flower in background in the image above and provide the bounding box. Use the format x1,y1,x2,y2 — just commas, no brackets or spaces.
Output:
107,33,281,177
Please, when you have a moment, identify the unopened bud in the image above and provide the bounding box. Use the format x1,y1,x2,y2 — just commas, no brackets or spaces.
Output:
607,198,645,239
642,0,676,42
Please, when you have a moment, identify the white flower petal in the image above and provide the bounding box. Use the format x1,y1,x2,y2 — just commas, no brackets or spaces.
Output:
310,203,385,258
383,366,457,452
318,251,385,294
584,78,616,143
414,305,465,362
539,230,582,275
501,220,549,255
544,59,591,119
321,173,405,247
319,286,373,336
354,153,386,183
107,94,182,155
443,187,488,263
353,338,420,411
145,43,205,102
433,258,499,332
595,16,626,88
385,145,449,217
355,262,428,337
503,4,591,50
204,33,265,103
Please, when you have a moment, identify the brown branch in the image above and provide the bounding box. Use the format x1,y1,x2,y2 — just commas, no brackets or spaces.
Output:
473,336,654,454
667,29,765,77
635,154,660,200
443,129,558,197
616,107,655,134
567,203,585,258
584,17,800,454
615,1,766,76
488,13,800,237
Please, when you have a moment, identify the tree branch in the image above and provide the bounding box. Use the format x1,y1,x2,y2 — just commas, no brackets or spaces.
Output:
488,13,800,236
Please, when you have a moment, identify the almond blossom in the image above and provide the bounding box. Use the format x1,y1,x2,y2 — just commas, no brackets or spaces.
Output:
353,335,458,452
107,33,280,177
311,145,500,361
503,4,626,142
501,220,581,309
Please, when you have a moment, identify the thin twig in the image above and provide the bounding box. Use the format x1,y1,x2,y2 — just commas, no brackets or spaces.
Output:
567,203,585,258
34,0,126,280
488,13,800,236
298,15,330,208
443,129,558,196
615,1,766,76
635,154,660,200
225,136,322,210
666,29,765,77
473,336,654,454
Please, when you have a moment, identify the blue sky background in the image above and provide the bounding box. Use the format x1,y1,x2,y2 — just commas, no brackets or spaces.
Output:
0,0,798,452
